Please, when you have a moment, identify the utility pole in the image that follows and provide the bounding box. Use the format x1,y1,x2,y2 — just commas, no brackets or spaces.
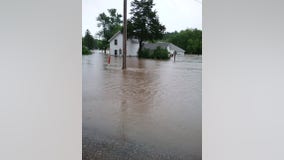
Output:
122,0,127,69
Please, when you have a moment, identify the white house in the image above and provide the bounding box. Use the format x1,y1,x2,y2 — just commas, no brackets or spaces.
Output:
108,31,185,57
108,31,139,57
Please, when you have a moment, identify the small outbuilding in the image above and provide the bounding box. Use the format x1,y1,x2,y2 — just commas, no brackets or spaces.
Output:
142,42,185,56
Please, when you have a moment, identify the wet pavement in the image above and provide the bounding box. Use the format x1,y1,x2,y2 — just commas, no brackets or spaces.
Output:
83,50,202,160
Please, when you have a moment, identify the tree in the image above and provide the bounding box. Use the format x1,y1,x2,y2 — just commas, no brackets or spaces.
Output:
127,0,166,53
82,29,95,50
97,9,123,53
82,45,92,55
93,39,103,50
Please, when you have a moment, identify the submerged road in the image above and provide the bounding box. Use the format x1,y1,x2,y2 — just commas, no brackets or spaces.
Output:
83,51,202,160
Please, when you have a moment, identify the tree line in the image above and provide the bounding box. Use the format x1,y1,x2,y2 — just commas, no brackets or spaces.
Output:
82,29,104,54
163,29,202,55
82,0,202,55
82,0,164,55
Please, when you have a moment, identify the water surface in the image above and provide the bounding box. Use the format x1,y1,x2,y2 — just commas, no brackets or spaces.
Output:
83,50,202,159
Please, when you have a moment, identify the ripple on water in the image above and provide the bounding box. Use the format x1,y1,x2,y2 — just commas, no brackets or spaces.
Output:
83,52,202,158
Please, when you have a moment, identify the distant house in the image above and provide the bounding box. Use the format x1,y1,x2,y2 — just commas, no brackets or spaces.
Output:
143,42,185,56
108,31,139,57
108,31,185,57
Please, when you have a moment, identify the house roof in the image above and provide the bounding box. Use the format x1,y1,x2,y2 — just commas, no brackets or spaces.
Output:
108,31,121,42
143,42,168,50
108,31,139,43
143,42,185,52
168,43,185,52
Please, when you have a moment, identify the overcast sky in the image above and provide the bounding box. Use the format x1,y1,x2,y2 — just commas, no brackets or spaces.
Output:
82,0,202,37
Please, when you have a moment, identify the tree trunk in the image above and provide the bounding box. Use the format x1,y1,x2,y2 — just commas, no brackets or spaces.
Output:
138,40,143,55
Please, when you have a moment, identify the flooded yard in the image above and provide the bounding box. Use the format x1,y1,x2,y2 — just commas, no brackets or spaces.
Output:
83,50,202,160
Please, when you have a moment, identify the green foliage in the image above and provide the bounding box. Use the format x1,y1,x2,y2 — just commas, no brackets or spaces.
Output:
96,8,123,52
128,0,166,52
164,29,202,55
82,29,96,50
83,30,96,50
139,47,170,60
138,48,151,58
153,47,170,59
82,29,95,55
94,39,104,50
82,45,92,55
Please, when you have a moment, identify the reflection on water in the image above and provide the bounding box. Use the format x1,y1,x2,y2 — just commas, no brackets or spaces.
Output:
83,50,202,158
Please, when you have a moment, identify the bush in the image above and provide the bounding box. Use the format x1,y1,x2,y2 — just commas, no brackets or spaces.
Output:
138,48,151,58
139,47,170,60
82,45,92,55
153,47,170,59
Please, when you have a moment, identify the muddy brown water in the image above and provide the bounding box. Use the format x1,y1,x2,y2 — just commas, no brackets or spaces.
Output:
83,50,201,159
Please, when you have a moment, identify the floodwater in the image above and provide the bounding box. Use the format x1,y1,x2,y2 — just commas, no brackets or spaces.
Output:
83,50,202,159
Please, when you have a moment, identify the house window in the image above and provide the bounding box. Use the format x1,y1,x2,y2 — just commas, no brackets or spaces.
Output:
114,50,118,56
114,39,117,45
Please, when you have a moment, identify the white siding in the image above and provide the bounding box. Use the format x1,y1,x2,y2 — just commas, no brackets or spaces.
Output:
167,46,174,54
109,33,139,56
175,51,185,56
109,33,123,56
127,39,139,56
